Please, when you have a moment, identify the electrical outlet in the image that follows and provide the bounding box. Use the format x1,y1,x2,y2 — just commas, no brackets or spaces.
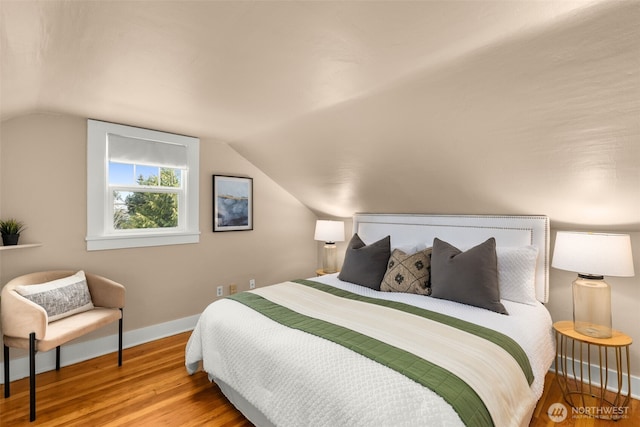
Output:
229,284,237,294
249,279,256,289
216,286,223,297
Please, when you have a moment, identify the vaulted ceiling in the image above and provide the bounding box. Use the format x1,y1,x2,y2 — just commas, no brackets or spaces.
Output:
2,0,638,229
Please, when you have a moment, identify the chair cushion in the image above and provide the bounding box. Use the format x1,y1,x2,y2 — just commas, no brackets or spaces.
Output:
15,271,94,322
2,307,122,352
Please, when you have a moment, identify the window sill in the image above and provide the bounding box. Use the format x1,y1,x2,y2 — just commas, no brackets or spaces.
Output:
86,232,199,251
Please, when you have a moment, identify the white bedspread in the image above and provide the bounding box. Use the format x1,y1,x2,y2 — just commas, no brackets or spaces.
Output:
186,274,555,427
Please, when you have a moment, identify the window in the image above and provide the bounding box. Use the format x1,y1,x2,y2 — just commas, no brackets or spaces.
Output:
87,120,199,250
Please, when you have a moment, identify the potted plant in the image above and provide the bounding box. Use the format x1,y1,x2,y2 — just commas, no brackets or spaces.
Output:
0,218,26,246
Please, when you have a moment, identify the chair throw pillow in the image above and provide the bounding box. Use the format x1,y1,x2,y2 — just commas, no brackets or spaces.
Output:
381,248,432,295
15,271,94,322
338,234,391,290
430,238,508,315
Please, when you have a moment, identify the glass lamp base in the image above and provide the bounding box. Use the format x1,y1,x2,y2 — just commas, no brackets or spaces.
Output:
322,243,338,274
573,276,612,338
573,322,612,338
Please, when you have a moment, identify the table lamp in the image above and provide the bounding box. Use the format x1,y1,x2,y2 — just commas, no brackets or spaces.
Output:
314,220,345,274
552,231,634,338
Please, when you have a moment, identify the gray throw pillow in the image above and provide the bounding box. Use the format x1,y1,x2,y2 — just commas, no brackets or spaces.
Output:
430,238,508,315
338,234,391,290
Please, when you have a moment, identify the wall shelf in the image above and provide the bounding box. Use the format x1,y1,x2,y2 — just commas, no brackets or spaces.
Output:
0,243,42,251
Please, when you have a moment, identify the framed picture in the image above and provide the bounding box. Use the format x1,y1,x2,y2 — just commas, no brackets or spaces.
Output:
213,175,253,232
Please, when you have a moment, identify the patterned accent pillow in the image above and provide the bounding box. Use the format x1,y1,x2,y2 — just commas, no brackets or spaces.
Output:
381,248,432,295
15,271,94,322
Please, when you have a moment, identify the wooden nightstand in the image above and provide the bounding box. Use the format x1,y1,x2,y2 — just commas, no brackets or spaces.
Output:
553,320,632,420
315,269,338,276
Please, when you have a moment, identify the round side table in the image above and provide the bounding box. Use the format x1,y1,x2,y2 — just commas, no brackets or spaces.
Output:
315,269,339,276
553,321,632,420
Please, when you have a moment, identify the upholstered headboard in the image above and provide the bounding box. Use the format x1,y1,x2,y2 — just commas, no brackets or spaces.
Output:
352,214,550,303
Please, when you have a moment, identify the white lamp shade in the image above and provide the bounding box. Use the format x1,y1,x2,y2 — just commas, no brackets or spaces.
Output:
314,220,345,243
552,232,635,277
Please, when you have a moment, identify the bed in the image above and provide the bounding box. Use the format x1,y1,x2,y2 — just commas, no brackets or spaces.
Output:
186,214,555,427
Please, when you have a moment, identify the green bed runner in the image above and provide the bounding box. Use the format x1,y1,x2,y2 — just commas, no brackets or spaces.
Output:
227,279,534,427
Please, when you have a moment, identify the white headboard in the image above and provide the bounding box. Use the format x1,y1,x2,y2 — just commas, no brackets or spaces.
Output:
352,214,550,303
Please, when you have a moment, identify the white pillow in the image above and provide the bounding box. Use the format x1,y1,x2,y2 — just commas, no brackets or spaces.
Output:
496,246,539,305
392,242,428,255
16,271,94,322
392,244,417,255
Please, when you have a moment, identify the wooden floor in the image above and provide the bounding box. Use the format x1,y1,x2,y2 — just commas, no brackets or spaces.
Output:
1,332,637,426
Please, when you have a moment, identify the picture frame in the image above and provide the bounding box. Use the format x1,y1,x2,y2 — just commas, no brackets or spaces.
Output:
213,175,253,232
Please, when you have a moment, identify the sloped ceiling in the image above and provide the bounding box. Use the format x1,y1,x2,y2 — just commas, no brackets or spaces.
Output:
2,0,638,229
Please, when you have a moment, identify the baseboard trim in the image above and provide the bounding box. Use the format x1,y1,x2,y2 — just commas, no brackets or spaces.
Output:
1,313,200,384
550,359,639,401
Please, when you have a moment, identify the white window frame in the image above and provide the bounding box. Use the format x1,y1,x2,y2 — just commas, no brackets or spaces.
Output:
87,119,199,250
